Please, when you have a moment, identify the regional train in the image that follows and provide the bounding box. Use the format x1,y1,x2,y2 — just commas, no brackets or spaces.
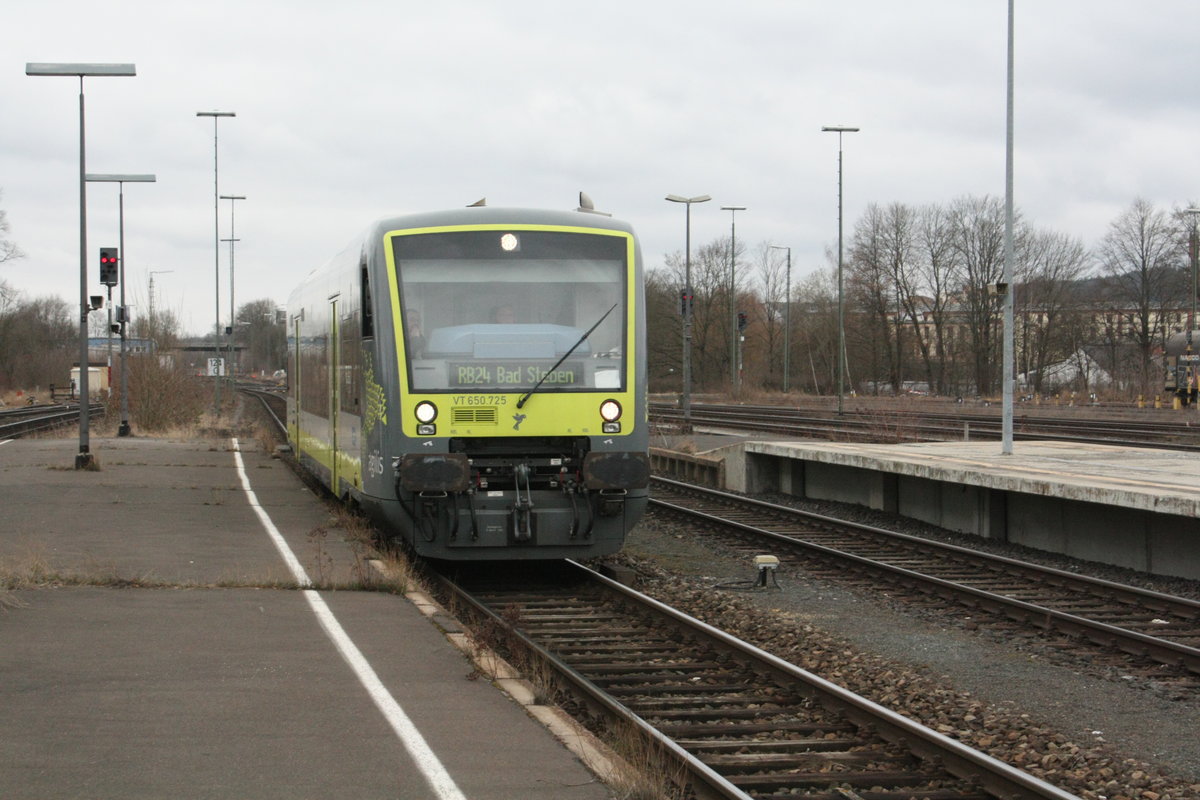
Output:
285,199,649,560
1164,329,1200,406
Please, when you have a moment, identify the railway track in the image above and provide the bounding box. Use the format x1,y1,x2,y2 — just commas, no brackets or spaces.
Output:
650,401,1200,450
649,477,1200,688
0,403,104,439
438,560,1080,800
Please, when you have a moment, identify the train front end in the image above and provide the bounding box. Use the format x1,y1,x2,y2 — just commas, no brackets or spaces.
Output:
378,211,648,559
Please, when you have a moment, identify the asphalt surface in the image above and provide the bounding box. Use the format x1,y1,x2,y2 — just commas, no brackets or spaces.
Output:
0,435,614,799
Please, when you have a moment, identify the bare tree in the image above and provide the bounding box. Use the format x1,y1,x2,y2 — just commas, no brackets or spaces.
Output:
880,203,920,393
236,298,286,376
847,204,894,394
757,243,790,389
1096,197,1186,395
0,191,25,267
0,294,74,390
1017,229,1091,393
912,203,958,394
947,195,1014,395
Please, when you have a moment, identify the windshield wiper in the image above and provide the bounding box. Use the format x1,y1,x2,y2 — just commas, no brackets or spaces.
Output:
516,302,618,409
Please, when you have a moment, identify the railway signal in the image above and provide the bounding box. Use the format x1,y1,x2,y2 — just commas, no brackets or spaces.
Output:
99,247,119,286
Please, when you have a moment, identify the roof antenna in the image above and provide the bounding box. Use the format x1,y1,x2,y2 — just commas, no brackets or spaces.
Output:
576,191,611,217
467,197,487,207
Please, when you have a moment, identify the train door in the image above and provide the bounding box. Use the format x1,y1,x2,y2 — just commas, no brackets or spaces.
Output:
329,295,341,493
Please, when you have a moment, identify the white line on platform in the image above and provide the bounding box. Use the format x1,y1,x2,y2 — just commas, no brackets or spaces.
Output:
231,438,468,800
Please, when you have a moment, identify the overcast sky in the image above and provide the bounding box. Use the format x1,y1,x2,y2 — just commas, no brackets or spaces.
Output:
4,1,1199,336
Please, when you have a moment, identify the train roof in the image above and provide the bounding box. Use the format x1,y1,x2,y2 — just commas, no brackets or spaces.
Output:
365,204,637,237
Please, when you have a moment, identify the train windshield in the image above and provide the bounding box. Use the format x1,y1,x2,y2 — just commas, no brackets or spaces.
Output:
392,229,629,392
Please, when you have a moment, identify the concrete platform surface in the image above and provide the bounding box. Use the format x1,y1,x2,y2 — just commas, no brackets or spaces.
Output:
0,436,614,800
744,439,1200,518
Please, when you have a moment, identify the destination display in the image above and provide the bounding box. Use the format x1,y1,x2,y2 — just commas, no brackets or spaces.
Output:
449,360,584,388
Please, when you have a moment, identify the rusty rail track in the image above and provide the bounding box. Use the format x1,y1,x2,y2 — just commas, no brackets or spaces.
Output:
650,477,1200,683
0,403,104,439
436,560,1081,800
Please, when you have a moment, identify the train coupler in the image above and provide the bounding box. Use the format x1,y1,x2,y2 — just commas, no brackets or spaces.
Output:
511,464,534,542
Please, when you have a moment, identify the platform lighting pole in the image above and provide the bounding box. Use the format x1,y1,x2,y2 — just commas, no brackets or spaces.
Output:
220,194,245,378
1183,207,1200,406
26,62,136,468
722,206,747,394
822,126,859,416
86,173,156,437
770,245,792,393
666,194,711,432
1001,0,1016,455
197,110,235,414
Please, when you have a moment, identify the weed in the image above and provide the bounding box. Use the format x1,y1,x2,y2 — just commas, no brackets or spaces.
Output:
307,525,334,586
602,721,691,800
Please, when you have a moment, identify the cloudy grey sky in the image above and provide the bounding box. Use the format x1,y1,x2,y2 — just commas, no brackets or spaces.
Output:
4,1,1198,335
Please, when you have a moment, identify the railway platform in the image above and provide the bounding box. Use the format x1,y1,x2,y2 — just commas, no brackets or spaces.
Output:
0,436,616,800
655,434,1200,581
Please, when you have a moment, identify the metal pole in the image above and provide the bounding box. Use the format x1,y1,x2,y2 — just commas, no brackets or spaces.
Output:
198,111,235,414
769,245,791,393
26,63,135,466
1001,0,1016,454
117,183,129,436
823,126,859,416
85,174,156,436
722,206,746,394
666,194,711,433
221,195,245,379
837,145,845,415
1183,207,1200,406
76,80,93,466
784,249,791,393
684,202,693,430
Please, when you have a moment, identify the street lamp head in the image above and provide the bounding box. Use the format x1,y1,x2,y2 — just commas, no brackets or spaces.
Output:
666,194,711,204
86,174,156,183
220,195,247,200
721,206,747,212
821,126,860,133
27,63,135,77
196,110,236,117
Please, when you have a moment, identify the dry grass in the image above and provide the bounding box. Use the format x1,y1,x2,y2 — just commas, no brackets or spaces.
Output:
601,721,691,800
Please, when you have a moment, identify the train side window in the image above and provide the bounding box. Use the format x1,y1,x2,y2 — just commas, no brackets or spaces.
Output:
360,262,374,338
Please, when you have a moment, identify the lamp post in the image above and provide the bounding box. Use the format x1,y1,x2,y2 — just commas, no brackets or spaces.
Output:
822,125,859,416
721,206,747,394
1183,207,1200,406
220,194,245,378
196,110,235,413
26,62,136,468
666,194,711,432
86,173,156,437
769,245,792,393
1001,0,1016,454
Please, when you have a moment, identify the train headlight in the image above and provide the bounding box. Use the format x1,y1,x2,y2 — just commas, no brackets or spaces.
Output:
415,401,438,423
500,233,520,252
599,399,622,421
600,399,622,433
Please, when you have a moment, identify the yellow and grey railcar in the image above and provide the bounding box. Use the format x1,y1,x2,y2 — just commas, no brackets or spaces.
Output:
1164,329,1200,407
286,204,649,559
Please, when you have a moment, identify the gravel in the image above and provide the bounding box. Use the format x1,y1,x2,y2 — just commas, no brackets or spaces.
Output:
603,503,1200,800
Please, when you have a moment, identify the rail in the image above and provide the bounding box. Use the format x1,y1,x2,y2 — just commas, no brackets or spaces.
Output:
436,561,1081,800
